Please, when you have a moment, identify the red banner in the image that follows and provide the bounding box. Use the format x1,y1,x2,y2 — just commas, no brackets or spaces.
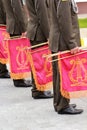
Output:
58,50,87,98
7,37,31,79
28,45,53,91
0,26,9,64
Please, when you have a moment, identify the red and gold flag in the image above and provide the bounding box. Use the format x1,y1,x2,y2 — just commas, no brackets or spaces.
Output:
58,50,87,98
28,45,53,91
0,26,9,64
7,37,31,79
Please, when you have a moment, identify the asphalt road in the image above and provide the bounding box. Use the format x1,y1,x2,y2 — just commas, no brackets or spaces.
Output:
0,77,87,130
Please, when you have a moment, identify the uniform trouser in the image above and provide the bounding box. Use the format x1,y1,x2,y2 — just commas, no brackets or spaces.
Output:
52,53,70,112
30,40,47,94
0,63,8,75
31,71,38,93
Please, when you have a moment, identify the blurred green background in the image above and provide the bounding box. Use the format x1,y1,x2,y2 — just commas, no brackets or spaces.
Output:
79,18,87,28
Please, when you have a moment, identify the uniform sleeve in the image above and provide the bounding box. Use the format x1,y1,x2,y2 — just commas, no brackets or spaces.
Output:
12,0,26,32
57,0,78,49
35,0,49,39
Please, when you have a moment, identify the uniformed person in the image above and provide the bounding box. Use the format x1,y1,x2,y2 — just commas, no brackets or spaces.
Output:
0,0,10,78
2,0,32,87
26,0,53,99
48,0,83,114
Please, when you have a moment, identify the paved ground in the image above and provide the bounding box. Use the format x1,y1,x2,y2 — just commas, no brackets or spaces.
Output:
80,28,87,38
0,78,87,130
78,14,87,19
78,14,87,38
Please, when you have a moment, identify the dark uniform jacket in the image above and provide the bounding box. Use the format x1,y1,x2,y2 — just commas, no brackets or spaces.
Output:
0,0,6,24
26,0,49,42
2,0,26,35
49,0,81,52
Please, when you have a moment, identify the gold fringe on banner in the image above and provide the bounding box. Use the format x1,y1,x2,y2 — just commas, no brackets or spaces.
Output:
58,50,87,99
61,89,87,99
28,50,52,91
10,72,31,80
0,58,8,64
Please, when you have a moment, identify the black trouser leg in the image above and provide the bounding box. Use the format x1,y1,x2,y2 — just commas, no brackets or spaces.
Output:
13,79,24,84
31,71,41,97
31,71,36,89
0,63,8,75
52,54,70,112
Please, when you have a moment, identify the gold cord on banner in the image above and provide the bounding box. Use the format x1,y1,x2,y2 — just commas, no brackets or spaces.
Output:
0,24,6,27
4,36,27,40
5,37,48,50
27,42,48,50
4,37,49,53
50,50,87,62
45,46,87,62
10,36,22,39
4,37,48,49
31,47,49,54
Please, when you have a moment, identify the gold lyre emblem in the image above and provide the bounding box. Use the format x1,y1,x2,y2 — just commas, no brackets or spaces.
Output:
69,57,87,86
43,50,52,78
16,45,29,70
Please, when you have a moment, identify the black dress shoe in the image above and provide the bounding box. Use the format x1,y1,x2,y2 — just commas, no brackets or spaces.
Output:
0,72,10,78
24,80,32,87
58,106,83,115
13,79,32,87
33,91,53,99
55,104,76,112
69,104,76,108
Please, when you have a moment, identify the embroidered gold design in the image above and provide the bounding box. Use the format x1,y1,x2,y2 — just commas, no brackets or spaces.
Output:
2,32,10,53
43,50,52,78
69,57,87,86
16,45,29,70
